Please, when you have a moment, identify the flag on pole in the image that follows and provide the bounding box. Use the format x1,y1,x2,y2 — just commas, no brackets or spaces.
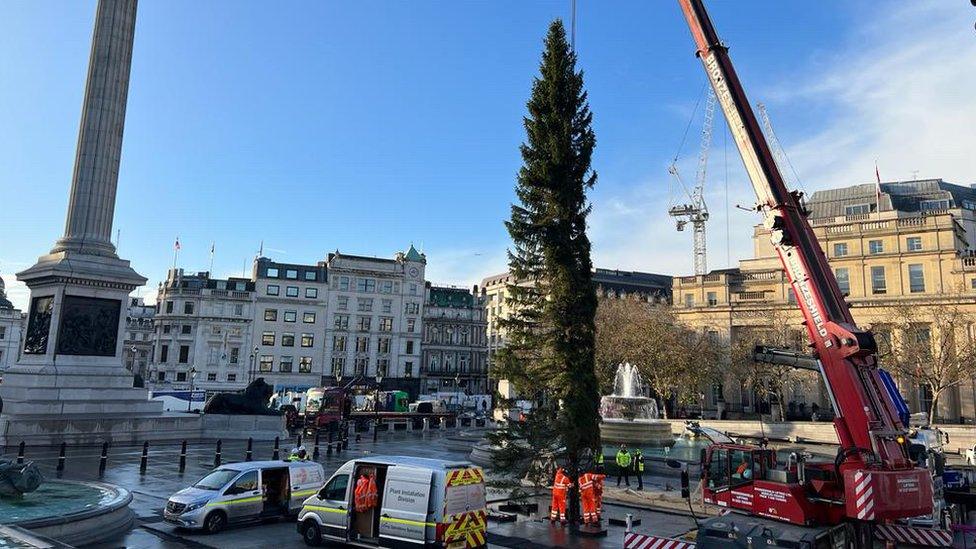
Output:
210,241,215,255
875,162,883,209
174,237,181,251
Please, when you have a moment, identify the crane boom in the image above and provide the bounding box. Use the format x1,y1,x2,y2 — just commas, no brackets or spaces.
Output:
677,0,933,526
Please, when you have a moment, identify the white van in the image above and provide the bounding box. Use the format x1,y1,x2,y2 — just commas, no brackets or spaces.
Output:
164,460,325,533
298,456,487,548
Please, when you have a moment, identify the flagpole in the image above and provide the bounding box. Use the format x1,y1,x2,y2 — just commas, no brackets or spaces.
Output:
209,242,215,274
173,236,179,271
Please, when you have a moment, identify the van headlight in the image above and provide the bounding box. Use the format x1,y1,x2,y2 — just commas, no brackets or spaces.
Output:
183,500,207,513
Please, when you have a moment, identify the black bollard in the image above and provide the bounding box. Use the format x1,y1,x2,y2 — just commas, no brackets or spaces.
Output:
327,442,333,456
179,440,187,473
98,442,109,475
16,441,25,465
57,442,66,473
214,439,222,467
313,431,320,460
245,437,253,461
297,433,303,448
140,441,149,474
680,470,690,499
272,436,280,460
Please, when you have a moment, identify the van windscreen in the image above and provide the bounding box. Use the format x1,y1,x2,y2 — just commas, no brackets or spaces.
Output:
194,469,239,490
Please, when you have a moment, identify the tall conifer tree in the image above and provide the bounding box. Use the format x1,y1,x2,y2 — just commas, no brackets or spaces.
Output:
492,19,601,522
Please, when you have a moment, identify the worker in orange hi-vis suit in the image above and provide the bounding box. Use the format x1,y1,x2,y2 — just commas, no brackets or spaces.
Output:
579,472,597,524
549,467,572,523
592,472,606,521
354,475,370,512
366,474,379,509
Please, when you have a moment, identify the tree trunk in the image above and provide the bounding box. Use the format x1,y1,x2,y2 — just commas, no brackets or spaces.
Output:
928,388,941,425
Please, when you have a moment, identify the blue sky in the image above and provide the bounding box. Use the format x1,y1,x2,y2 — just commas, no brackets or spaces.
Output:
1,1,973,310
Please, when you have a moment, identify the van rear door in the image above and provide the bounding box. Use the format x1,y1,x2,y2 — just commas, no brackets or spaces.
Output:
441,467,487,548
378,466,433,545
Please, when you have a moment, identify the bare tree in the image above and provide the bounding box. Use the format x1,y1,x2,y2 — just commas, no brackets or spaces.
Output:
874,303,976,424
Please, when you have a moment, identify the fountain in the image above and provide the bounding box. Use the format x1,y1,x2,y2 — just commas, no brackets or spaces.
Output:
599,363,673,446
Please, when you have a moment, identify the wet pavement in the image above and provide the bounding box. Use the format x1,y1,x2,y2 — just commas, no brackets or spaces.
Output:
7,430,696,548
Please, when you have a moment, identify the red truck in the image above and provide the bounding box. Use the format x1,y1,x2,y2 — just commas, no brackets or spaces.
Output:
303,387,352,432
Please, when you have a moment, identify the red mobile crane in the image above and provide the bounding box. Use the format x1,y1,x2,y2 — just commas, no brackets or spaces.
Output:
676,0,940,544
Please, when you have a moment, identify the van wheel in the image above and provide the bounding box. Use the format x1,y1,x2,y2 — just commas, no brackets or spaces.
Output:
203,511,227,534
302,519,322,546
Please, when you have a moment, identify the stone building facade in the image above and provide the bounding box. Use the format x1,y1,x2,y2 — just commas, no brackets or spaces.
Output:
421,284,489,396
673,179,976,423
0,276,23,371
322,247,427,396
251,257,330,392
152,269,255,391
123,296,155,379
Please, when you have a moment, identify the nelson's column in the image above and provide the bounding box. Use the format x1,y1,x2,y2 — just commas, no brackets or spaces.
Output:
0,0,195,445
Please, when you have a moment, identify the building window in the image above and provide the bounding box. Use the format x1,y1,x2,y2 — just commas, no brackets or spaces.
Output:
377,358,389,377
338,276,350,291
706,292,717,306
279,356,294,372
181,325,191,335
178,345,189,363
230,347,239,364
406,340,415,354
337,296,348,310
684,293,694,307
165,300,174,313
835,268,850,295
357,278,376,293
405,361,413,378
845,204,871,216
160,345,169,363
299,357,312,373
234,303,244,315
920,199,950,212
405,302,420,315
379,317,393,332
833,243,848,257
378,337,391,354
262,331,275,345
184,302,194,314
381,280,393,294
356,337,369,353
157,371,166,381
357,298,373,312
304,271,316,281
260,355,273,372
162,324,171,334
357,316,371,331
227,373,237,382
265,309,278,321
868,240,883,254
267,267,279,278
906,237,922,252
971,278,976,290
305,287,318,298
282,333,295,347
908,264,925,293
286,286,299,297
333,335,347,352
284,310,297,323
787,288,797,305
406,319,416,333
207,372,217,382
410,283,418,295
0,327,5,340
285,269,298,279
301,333,314,347
267,284,280,296
382,299,392,313
871,266,886,294
334,314,349,330
354,357,368,375
331,356,345,373
303,312,316,323
176,372,187,382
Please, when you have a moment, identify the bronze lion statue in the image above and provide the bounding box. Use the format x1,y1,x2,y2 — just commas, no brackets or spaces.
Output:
203,378,279,415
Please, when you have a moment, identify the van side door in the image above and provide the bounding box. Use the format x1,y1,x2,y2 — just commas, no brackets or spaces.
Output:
379,466,433,545
315,473,351,539
222,470,262,522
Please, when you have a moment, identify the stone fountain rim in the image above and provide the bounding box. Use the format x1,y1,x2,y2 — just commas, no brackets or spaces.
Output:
6,479,132,529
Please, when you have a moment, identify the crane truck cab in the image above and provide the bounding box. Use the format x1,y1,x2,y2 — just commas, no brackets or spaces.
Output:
297,456,487,548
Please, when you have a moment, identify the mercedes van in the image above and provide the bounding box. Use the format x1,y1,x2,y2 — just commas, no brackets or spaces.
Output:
297,456,487,548
164,460,325,533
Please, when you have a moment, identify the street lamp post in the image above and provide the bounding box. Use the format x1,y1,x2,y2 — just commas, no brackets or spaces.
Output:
188,367,198,412
249,346,258,383
455,373,462,413
373,368,384,443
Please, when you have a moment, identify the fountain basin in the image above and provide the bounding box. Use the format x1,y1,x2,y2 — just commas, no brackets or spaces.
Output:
599,419,674,446
0,479,133,546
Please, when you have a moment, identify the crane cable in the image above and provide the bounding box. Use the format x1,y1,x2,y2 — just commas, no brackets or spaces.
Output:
669,82,709,206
